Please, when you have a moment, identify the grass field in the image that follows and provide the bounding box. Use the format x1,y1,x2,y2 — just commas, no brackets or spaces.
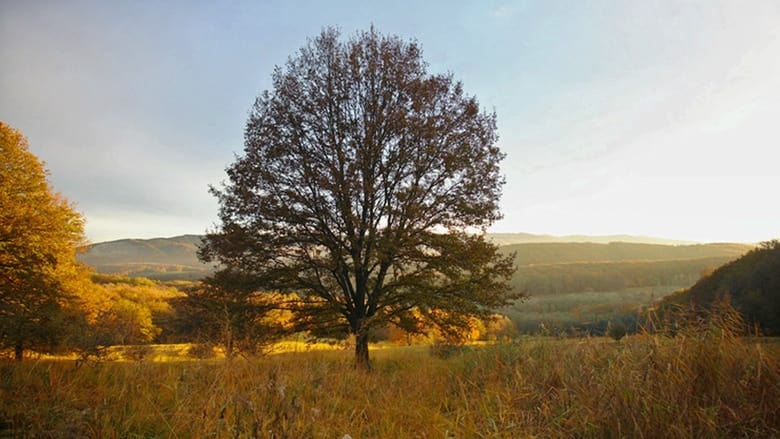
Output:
2,314,778,438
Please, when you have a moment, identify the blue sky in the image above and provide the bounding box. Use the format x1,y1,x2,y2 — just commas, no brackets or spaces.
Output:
1,0,779,243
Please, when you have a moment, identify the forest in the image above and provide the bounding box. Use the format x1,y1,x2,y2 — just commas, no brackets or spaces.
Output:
69,236,754,343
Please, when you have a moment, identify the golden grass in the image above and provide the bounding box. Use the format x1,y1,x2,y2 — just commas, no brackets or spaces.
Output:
2,325,778,437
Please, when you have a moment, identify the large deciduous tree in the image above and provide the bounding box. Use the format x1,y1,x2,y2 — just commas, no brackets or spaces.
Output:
0,121,87,361
200,28,517,368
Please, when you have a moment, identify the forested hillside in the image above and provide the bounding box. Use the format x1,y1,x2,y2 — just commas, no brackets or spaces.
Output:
77,235,755,336
503,242,750,295
501,241,750,266
510,256,741,295
79,235,750,289
662,240,780,334
78,235,211,280
501,241,751,334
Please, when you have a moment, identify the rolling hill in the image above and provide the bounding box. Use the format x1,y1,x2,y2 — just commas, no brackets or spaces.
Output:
78,233,758,334
501,241,750,266
78,235,212,281
78,233,753,284
500,241,751,295
499,241,754,334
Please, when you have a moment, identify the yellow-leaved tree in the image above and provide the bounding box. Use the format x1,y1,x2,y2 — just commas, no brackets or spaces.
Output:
0,121,88,361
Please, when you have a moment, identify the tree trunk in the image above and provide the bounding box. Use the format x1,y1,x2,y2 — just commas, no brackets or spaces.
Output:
14,342,23,362
355,331,371,371
223,307,234,360
225,325,234,360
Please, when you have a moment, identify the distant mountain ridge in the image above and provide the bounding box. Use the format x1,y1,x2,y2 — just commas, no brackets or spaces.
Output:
78,234,210,281
488,233,698,246
83,234,204,264
78,233,753,281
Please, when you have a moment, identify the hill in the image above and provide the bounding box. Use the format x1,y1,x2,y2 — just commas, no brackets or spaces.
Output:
78,235,212,280
500,241,751,296
498,241,752,334
78,234,757,334
78,234,752,285
662,240,780,334
501,241,750,266
509,256,746,296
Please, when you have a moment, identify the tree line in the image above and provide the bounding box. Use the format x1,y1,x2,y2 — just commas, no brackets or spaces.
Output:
511,257,735,296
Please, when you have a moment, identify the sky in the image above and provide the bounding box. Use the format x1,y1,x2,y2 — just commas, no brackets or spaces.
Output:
1,0,779,244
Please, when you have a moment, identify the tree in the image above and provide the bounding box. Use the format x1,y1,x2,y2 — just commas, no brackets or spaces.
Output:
200,28,517,369
176,269,282,358
0,121,88,361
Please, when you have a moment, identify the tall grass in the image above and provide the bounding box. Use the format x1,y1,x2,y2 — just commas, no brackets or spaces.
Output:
2,309,778,438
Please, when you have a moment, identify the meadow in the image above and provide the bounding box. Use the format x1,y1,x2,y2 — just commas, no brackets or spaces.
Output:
2,309,778,438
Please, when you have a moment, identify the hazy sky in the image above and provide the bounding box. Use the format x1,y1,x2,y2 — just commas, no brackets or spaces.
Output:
2,1,779,244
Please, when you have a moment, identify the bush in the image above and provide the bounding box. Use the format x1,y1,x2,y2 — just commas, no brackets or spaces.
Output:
187,343,215,359
607,321,628,340
429,340,471,359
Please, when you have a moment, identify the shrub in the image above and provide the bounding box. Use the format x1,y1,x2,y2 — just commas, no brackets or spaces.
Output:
187,343,215,360
607,321,628,340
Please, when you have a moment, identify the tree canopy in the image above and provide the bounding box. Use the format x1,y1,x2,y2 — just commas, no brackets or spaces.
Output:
0,121,87,360
201,28,517,368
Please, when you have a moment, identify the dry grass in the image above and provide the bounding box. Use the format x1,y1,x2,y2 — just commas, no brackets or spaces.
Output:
2,314,778,438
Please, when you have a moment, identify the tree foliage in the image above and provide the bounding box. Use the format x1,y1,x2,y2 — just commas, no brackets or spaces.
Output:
0,121,87,360
201,28,516,368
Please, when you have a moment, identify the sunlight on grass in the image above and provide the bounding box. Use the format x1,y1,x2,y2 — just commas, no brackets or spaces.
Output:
3,329,778,437
35,340,441,363
4,306,779,437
